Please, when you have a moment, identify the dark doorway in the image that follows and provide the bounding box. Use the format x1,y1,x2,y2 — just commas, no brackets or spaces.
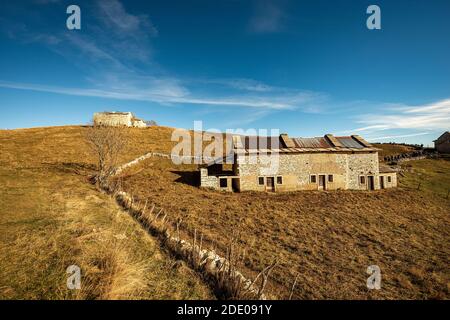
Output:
368,176,375,190
318,175,326,190
379,176,385,189
266,177,275,192
232,178,240,192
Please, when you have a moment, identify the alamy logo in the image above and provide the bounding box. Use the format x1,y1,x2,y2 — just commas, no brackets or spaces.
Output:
366,5,381,30
66,265,81,290
366,265,381,290
66,5,81,30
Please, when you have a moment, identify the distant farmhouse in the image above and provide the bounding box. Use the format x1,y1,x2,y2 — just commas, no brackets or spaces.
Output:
201,134,397,192
93,112,147,128
434,131,450,153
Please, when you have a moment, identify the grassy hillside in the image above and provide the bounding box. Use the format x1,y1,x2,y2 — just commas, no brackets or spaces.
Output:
119,130,449,300
374,143,416,158
120,157,450,300
1,125,448,300
400,159,450,198
0,126,212,300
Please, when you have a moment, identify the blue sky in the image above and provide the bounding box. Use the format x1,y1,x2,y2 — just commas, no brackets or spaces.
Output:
0,0,449,146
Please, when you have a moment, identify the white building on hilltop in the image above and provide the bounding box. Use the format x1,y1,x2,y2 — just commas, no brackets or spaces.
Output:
93,112,147,128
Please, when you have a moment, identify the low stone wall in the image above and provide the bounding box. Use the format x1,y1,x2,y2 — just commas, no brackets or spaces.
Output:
109,153,269,299
115,152,216,175
200,168,219,189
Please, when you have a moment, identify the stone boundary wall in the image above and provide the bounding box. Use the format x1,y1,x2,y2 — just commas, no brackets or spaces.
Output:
107,153,268,300
115,152,216,174
383,150,437,163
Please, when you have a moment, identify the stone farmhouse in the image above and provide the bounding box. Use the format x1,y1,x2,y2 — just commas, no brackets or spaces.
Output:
200,133,397,192
93,112,147,128
434,131,450,154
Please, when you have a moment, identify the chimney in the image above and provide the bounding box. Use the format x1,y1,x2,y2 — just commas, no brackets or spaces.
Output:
325,134,343,148
280,133,295,148
232,135,244,149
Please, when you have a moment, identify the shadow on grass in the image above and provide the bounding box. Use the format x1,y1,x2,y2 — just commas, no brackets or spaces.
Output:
43,162,96,176
172,170,200,187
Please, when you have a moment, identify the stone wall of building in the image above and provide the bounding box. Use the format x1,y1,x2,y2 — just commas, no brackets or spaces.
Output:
436,142,450,154
346,152,380,190
132,119,147,128
93,112,147,128
93,112,133,127
236,151,380,191
379,172,397,189
200,168,219,189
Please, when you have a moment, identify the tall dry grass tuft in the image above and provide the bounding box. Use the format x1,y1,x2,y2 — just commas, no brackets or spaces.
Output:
75,237,148,300
0,126,213,300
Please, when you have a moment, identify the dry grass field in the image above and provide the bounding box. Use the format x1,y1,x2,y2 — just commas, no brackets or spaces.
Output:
1,125,448,300
373,143,417,158
118,127,449,300
120,157,450,300
0,126,212,300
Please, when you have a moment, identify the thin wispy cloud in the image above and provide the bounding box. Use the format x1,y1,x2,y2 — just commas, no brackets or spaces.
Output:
367,132,432,141
97,0,158,37
1,0,446,138
353,99,450,133
0,80,321,110
0,0,328,113
248,0,287,34
194,78,276,92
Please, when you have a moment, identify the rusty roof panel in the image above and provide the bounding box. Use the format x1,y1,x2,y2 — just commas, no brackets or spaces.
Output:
235,134,376,153
242,136,281,150
336,136,364,149
292,137,332,148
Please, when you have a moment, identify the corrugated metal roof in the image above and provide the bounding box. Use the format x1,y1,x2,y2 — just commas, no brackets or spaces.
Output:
336,137,364,149
292,137,331,148
242,136,281,150
234,134,376,153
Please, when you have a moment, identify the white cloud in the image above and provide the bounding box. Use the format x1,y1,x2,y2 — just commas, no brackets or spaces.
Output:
367,132,432,141
97,0,158,37
0,80,321,110
353,99,450,132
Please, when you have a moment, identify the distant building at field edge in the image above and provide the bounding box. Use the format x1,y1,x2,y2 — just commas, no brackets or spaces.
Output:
200,133,398,192
93,112,147,128
434,131,450,154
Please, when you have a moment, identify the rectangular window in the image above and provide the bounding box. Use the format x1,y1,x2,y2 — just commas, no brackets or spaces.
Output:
360,176,366,184
258,177,265,185
387,176,392,183
310,175,317,183
220,178,228,188
277,176,283,184
328,175,333,182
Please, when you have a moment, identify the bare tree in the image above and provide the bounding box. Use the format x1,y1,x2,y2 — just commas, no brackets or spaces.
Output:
85,125,128,186
145,120,158,127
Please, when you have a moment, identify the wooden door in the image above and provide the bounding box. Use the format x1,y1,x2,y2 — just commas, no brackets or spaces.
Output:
368,176,375,190
266,177,275,192
318,175,326,190
379,176,385,189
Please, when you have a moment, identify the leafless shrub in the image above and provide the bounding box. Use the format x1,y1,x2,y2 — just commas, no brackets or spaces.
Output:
85,125,129,186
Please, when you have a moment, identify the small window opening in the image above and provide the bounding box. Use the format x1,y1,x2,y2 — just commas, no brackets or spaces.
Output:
220,178,228,188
